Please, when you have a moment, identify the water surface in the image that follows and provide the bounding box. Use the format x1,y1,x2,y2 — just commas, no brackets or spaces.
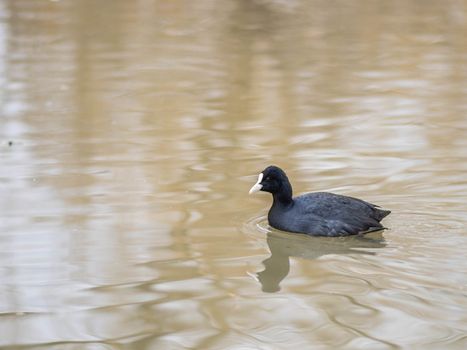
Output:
1,1,467,349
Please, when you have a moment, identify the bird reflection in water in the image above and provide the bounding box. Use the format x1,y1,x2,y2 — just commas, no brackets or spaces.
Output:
254,231,386,293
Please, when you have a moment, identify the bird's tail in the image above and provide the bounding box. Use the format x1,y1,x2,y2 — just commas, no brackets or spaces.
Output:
375,209,391,221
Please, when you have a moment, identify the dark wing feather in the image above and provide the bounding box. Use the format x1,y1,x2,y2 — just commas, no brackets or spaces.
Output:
294,192,389,236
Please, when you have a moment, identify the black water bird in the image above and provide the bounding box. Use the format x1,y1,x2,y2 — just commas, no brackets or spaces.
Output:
249,165,390,236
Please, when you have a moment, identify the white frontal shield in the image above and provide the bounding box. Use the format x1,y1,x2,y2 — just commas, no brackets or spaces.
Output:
249,173,263,194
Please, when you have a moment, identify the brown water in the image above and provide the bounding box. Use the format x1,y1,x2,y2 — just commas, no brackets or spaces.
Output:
1,0,467,349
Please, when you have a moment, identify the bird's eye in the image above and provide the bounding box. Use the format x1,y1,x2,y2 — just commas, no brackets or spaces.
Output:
265,176,271,181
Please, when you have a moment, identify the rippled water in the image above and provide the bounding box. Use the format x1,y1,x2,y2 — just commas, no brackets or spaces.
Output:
1,0,467,349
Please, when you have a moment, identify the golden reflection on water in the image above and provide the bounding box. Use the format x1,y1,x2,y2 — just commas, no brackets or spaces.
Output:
1,0,467,349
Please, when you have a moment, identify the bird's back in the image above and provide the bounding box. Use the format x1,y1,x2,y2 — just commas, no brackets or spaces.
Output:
269,192,390,236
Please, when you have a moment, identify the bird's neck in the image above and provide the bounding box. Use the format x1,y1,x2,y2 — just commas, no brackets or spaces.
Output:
272,182,293,206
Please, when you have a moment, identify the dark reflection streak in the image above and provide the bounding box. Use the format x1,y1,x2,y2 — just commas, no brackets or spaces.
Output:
335,294,381,316
185,4,284,345
67,1,135,287
221,0,288,128
328,313,401,350
162,2,297,343
257,231,386,293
